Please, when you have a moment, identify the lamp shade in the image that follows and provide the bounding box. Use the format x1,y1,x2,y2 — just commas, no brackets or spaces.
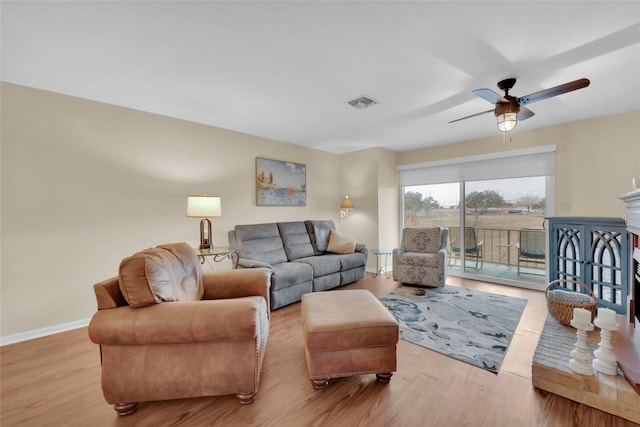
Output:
187,196,222,217
339,196,354,210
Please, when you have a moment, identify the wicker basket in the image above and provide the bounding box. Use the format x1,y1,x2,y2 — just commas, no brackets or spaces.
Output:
545,279,597,326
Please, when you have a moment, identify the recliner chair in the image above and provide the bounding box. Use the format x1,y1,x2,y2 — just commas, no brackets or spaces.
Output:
393,227,448,287
88,242,270,415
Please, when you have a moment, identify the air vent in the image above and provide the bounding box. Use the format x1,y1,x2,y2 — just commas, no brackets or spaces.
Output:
347,95,378,110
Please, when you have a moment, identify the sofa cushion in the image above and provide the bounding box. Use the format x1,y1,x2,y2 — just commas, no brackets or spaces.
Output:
403,227,442,253
270,262,314,291
296,255,341,277
327,229,357,254
335,252,366,270
305,220,336,255
234,223,288,265
278,221,316,260
118,242,203,308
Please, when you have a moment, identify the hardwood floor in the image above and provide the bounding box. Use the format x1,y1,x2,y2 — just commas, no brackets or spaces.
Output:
1,275,637,426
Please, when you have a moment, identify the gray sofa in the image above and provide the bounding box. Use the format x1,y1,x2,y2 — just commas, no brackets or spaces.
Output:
228,220,368,309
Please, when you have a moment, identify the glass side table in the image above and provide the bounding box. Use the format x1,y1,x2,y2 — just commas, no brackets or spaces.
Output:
195,247,238,269
371,249,392,278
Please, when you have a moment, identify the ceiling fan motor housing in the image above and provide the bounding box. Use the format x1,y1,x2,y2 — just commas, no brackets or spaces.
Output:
494,97,520,117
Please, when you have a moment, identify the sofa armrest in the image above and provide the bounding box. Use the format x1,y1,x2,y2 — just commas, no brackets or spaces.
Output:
237,258,272,269
355,243,368,259
202,268,270,306
88,296,267,345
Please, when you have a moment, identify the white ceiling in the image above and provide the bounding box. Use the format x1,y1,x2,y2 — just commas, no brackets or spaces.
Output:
2,1,639,153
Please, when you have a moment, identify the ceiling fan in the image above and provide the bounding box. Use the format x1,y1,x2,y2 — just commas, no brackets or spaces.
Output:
450,77,590,132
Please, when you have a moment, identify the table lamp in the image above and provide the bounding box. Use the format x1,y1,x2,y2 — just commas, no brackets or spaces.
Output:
187,195,222,252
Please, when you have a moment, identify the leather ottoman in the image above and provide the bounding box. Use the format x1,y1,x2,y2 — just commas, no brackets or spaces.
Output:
301,289,399,389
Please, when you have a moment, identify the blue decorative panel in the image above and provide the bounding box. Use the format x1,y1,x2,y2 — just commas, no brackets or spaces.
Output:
548,217,629,314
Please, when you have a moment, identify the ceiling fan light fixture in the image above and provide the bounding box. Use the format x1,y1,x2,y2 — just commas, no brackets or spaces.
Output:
497,112,517,132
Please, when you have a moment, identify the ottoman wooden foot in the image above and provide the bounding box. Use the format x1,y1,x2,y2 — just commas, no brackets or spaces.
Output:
376,372,393,383
311,378,329,390
236,391,257,404
113,402,138,416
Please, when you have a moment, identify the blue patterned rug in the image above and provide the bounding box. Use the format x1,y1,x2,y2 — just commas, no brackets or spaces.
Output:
379,286,527,373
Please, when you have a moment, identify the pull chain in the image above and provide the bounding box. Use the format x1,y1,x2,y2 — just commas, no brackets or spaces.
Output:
502,131,512,147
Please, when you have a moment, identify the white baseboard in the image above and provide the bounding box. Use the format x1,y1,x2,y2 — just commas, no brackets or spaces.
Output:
0,318,91,347
366,267,393,274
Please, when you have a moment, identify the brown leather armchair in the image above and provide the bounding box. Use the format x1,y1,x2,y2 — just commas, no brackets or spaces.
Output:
88,242,271,416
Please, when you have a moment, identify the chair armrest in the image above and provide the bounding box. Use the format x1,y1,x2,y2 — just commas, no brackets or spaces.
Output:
88,297,267,345
477,241,484,247
237,258,272,269
202,268,271,305
440,228,449,251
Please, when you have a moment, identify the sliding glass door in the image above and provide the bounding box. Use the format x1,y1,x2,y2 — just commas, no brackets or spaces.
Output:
463,177,546,284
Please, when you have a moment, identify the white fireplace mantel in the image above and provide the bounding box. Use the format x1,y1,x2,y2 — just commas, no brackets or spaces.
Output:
620,188,640,235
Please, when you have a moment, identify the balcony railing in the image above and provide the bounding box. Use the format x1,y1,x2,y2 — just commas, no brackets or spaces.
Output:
449,227,546,270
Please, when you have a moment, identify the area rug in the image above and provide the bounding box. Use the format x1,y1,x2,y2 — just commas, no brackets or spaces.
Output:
379,286,527,373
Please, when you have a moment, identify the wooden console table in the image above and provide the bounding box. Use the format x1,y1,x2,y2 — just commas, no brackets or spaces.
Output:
532,315,639,423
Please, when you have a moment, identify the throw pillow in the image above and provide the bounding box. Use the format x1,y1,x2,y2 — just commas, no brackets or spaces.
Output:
327,229,357,254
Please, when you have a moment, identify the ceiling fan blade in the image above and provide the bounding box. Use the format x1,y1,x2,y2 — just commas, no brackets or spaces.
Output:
449,108,495,124
472,88,506,104
518,107,535,121
518,78,590,105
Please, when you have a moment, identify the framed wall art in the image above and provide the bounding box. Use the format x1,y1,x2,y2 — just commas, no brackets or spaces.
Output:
256,157,306,206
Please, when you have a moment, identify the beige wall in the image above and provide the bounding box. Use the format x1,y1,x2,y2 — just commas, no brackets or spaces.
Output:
397,110,640,218
338,147,400,269
338,149,380,257
376,148,400,252
1,82,370,337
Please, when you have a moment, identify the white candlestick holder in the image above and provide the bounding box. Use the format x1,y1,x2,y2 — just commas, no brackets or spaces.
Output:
569,319,594,375
592,318,619,376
